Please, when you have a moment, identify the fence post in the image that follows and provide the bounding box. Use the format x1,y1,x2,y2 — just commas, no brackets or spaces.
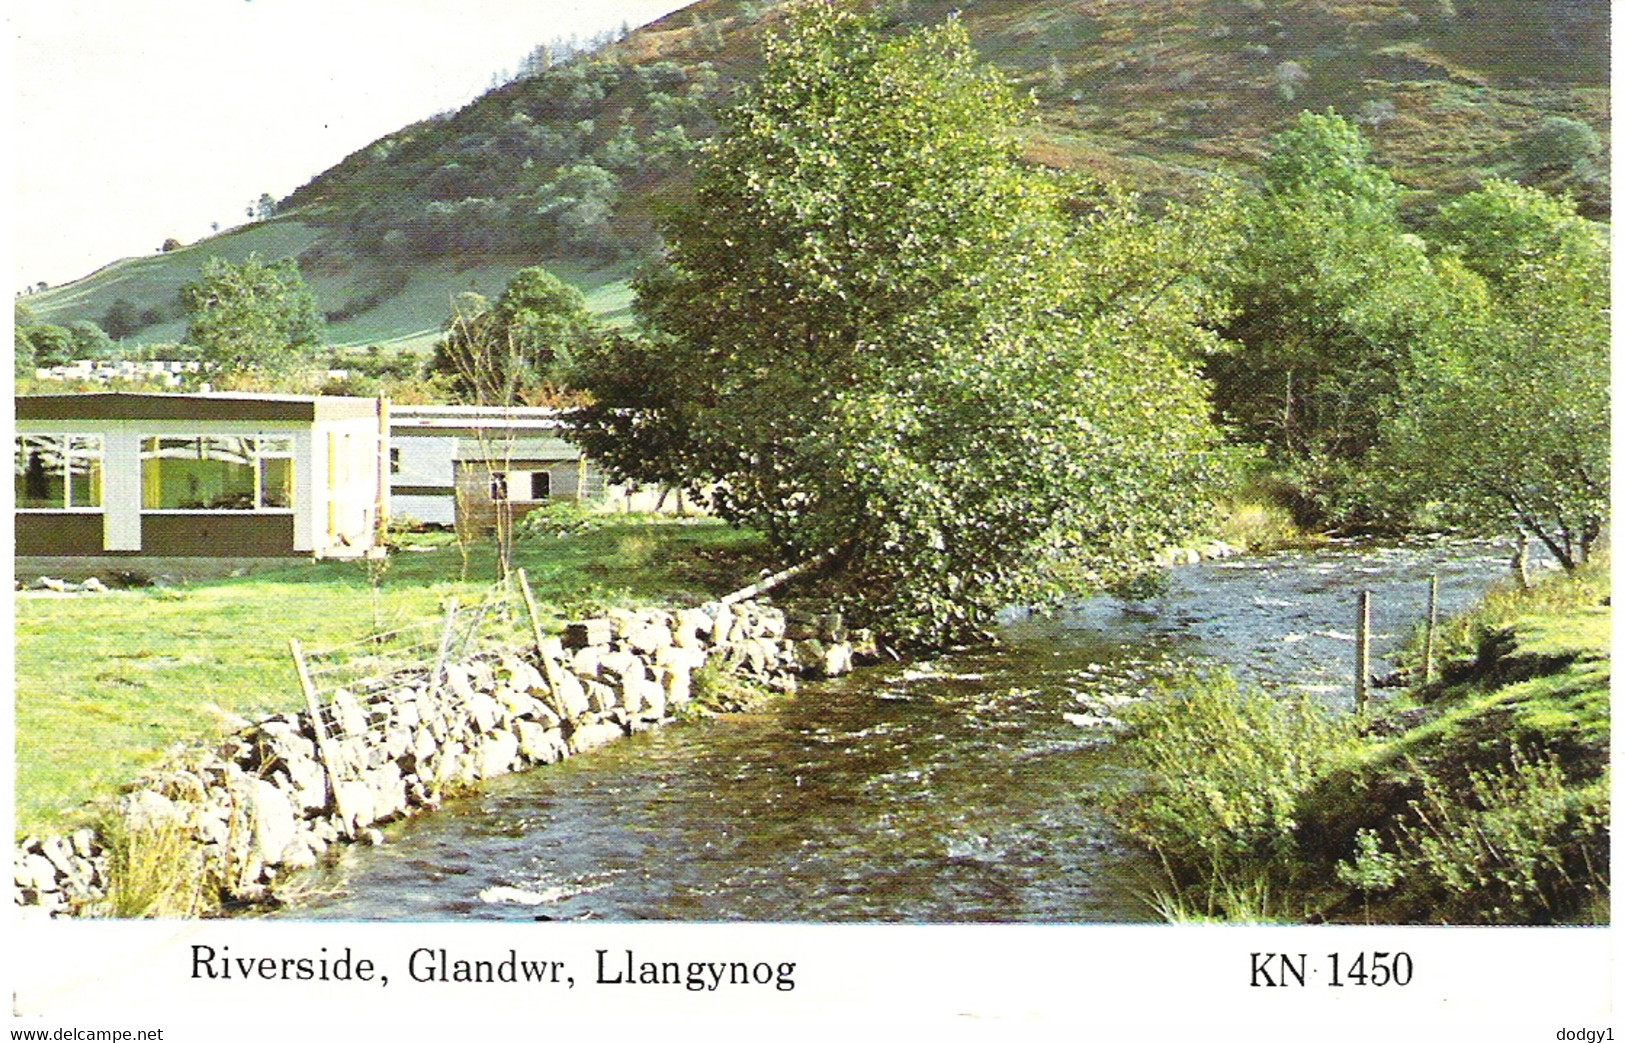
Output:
1355,590,1372,718
1423,573,1439,684
516,568,549,661
429,599,460,698
289,638,354,839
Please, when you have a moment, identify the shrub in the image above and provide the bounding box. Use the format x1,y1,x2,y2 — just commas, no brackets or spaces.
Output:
688,660,769,713
515,500,603,539
1112,673,1357,899
101,811,211,918
1354,751,1609,923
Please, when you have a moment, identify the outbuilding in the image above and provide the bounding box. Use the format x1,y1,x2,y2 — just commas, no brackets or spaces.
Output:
389,404,668,531
14,392,387,569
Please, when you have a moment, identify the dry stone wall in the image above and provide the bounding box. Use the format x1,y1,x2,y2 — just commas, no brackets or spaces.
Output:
14,598,867,918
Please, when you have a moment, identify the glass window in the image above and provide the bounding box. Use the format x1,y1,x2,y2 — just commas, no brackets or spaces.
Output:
14,435,103,509
141,436,295,510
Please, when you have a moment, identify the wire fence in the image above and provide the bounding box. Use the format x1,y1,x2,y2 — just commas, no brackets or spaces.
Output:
297,582,533,702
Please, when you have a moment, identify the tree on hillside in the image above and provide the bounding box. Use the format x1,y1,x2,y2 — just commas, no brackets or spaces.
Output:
1379,183,1609,571
571,4,1231,645
13,303,41,377
102,298,143,340
1206,110,1451,527
65,320,115,360
179,254,323,375
427,266,597,406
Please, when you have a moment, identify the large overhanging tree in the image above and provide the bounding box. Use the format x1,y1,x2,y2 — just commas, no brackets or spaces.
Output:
571,3,1232,645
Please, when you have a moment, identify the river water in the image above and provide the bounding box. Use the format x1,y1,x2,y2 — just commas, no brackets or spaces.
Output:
273,537,1521,923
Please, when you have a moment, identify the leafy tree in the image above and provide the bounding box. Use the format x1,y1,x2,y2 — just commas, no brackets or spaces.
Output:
102,298,143,340
1206,110,1449,526
573,5,1230,645
66,320,115,359
1516,117,1602,178
1427,177,1603,286
179,254,323,375
567,324,709,503
428,266,596,405
13,303,40,376
535,163,622,258
1379,184,1609,570
17,323,74,370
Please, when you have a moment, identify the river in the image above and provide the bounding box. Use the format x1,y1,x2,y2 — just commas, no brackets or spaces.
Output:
271,537,1522,923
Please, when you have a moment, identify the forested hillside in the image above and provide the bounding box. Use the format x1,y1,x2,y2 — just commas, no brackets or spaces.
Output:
27,0,1609,348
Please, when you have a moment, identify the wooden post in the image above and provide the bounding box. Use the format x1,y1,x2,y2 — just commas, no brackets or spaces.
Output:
429,599,460,696
1355,590,1371,717
516,568,548,660
1423,573,1439,684
289,639,354,838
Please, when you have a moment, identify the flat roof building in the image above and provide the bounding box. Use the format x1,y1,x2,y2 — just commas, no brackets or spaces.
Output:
15,392,387,569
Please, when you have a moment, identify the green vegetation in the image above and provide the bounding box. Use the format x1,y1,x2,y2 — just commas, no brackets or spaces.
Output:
100,810,212,919
23,0,1607,354
1111,674,1357,920
179,255,323,376
575,5,1232,645
1112,558,1610,924
14,519,771,835
1206,110,1452,528
14,302,119,373
1378,181,1610,569
426,265,598,405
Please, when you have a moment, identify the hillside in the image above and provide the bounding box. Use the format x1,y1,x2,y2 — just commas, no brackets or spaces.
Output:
27,0,1610,352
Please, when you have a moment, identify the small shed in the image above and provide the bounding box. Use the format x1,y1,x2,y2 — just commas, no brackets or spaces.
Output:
389,405,638,531
14,392,386,566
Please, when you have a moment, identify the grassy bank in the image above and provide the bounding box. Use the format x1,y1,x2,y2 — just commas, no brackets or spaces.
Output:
1111,554,1610,924
14,518,771,835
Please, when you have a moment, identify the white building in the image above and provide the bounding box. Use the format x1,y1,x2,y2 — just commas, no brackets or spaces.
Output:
388,405,672,531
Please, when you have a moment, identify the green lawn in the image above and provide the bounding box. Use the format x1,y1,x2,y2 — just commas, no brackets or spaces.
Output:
14,518,770,834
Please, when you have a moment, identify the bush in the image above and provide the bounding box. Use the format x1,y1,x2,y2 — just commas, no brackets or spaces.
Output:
1343,752,1610,923
688,660,770,713
514,500,604,539
1111,673,1357,901
101,811,212,918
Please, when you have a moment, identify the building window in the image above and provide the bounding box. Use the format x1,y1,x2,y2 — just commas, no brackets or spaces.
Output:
141,436,295,511
389,447,401,474
489,469,551,502
14,435,103,509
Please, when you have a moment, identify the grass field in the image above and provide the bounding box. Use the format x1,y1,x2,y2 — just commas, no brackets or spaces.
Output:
13,518,771,835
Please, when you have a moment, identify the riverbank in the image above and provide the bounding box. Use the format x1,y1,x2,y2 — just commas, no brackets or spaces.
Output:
14,582,868,918
1111,552,1610,924
13,518,773,835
